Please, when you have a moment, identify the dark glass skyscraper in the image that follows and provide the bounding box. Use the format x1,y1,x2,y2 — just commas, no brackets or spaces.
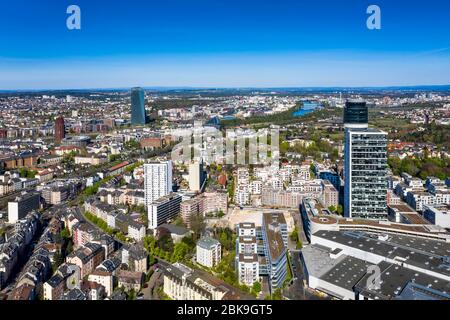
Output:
343,99,368,128
130,87,147,125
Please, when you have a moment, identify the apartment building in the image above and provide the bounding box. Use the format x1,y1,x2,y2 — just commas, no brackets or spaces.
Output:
66,243,105,278
196,237,221,268
148,193,182,230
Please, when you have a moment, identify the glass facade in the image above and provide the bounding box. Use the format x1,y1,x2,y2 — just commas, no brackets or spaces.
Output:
130,87,147,125
344,100,368,127
344,128,388,220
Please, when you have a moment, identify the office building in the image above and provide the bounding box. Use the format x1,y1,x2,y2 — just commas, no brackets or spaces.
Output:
344,128,388,219
144,161,173,206
130,87,147,125
344,100,388,220
148,193,182,229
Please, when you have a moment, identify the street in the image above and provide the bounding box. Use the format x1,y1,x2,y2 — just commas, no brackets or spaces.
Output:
284,250,330,300
140,269,164,300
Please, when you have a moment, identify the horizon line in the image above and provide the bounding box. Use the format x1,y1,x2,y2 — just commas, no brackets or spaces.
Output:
2,84,450,93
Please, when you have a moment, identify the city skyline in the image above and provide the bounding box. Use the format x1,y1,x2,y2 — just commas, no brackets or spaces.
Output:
1,0,450,89
1,0,450,305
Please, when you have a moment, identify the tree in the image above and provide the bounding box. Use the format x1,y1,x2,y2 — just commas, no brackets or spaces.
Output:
171,242,190,262
144,235,157,253
127,289,136,300
337,204,344,216
109,154,120,162
173,216,186,227
158,234,174,252
60,228,71,239
125,139,140,150
328,205,336,213
217,210,225,218
190,214,206,240
289,228,299,243
19,168,37,179
251,281,262,295
66,240,74,254
52,251,64,269
271,288,283,300
181,236,196,251
148,254,156,266
164,251,171,261
309,164,316,178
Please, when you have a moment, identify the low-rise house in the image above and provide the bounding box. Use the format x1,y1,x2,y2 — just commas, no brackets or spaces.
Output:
43,263,81,300
128,220,146,242
117,270,144,292
88,270,114,297
80,280,107,300
8,284,35,300
156,224,191,243
121,245,148,273
61,288,88,300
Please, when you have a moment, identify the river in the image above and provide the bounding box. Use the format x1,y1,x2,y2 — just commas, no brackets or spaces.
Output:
292,101,322,117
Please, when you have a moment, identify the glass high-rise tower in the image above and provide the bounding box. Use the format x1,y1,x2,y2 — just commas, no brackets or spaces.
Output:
343,99,369,129
344,100,388,220
130,87,147,125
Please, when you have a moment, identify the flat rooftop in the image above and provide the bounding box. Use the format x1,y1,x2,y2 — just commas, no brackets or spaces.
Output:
355,261,450,300
301,244,345,279
263,212,286,262
320,255,372,292
313,230,450,279
310,215,447,236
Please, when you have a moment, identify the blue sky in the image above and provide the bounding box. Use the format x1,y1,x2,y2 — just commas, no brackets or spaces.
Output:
0,0,449,89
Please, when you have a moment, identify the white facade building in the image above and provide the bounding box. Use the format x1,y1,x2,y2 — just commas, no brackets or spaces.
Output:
144,161,173,207
188,161,204,192
423,204,450,229
196,237,222,268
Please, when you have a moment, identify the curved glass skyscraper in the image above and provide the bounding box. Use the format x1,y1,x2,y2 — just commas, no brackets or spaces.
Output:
131,87,147,125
